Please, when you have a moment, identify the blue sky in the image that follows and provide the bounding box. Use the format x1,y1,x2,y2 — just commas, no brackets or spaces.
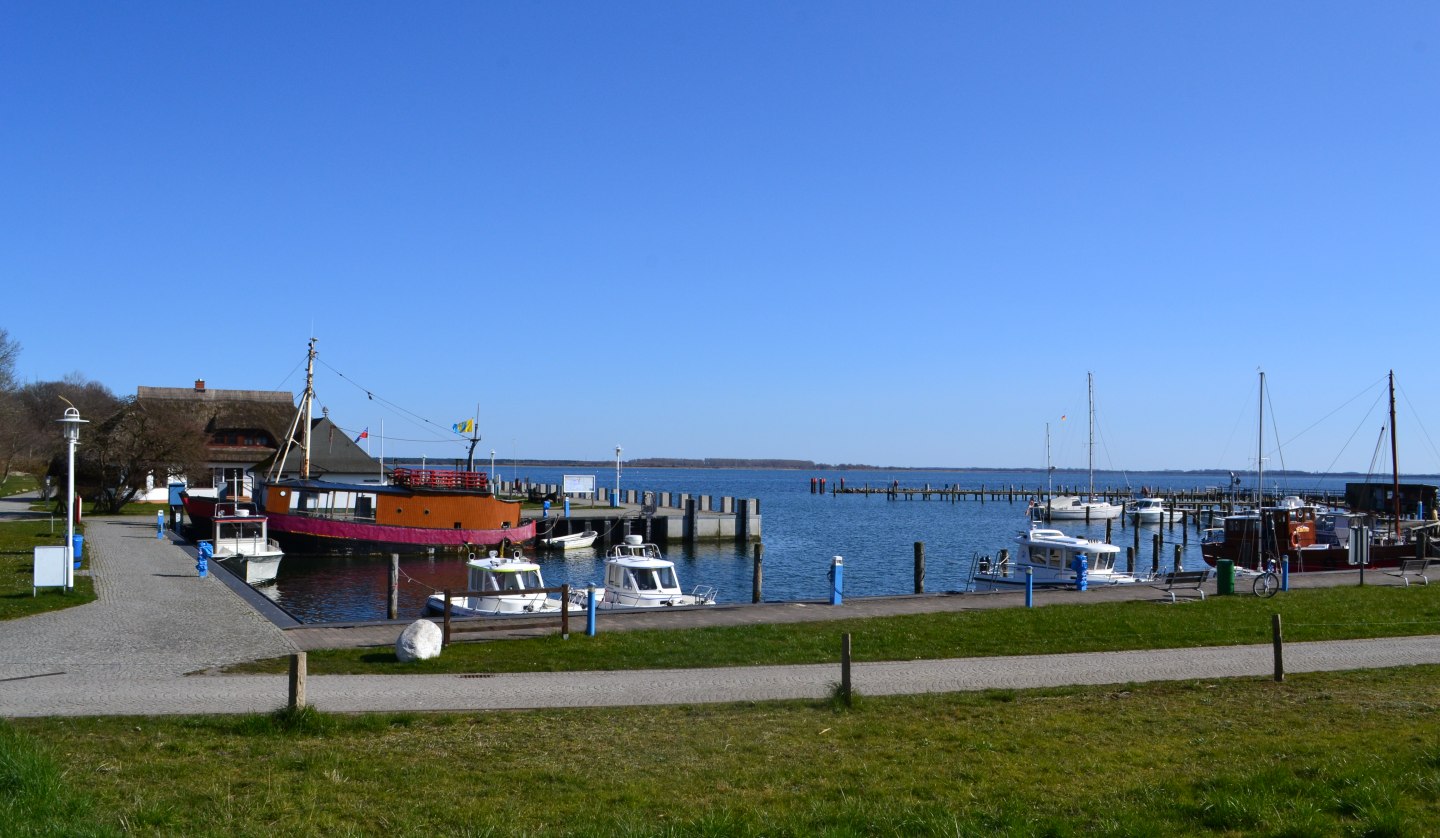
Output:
4,2,1438,473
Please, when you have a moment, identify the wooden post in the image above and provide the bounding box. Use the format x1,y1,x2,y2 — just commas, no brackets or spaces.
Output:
914,541,925,594
560,584,570,639
1182,512,1189,545
1271,613,1284,682
1173,544,1183,573
288,652,307,710
752,543,764,603
1152,534,1160,576
1133,525,1140,559
840,633,852,707
442,589,452,646
388,553,399,620
1105,517,1112,544
1126,545,1134,575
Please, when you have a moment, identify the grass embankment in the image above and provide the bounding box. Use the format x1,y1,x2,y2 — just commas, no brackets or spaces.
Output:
0,519,95,620
231,583,1440,676
0,473,39,497
5,667,1440,836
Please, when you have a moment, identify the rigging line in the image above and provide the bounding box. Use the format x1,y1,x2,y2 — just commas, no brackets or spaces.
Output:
1396,382,1440,473
1366,425,1388,482
1262,378,1288,485
314,356,459,440
269,356,306,394
1271,374,1389,456
337,424,469,446
1314,391,1386,481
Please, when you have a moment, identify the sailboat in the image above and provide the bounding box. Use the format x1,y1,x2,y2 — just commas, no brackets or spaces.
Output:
1199,370,1436,572
1046,373,1123,521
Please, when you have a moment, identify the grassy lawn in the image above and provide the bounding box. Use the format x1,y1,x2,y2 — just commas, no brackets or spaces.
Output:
229,582,1440,676
0,519,96,620
0,473,39,497
5,666,1439,836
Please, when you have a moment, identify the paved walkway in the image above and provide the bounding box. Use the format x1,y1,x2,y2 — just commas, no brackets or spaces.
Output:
3,515,1438,718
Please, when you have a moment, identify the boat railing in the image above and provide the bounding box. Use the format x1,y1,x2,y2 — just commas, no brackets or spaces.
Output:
391,468,489,491
690,585,717,604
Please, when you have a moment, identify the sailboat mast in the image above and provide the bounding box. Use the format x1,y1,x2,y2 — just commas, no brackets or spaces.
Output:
301,338,316,480
1257,370,1265,506
1087,372,1095,499
1390,370,1402,536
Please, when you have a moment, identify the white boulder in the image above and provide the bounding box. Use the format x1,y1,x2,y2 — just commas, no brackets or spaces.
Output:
395,619,443,662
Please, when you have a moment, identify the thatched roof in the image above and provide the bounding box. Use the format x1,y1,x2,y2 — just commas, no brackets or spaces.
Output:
253,416,384,478
136,384,298,466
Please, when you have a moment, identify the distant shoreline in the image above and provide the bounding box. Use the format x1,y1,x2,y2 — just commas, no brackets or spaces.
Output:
387,457,1438,480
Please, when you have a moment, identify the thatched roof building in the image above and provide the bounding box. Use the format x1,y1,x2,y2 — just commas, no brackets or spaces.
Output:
136,380,298,470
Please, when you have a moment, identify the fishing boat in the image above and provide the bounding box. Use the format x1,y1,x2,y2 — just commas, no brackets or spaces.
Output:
971,525,1152,591
208,502,284,585
1126,497,1181,524
1200,371,1438,572
542,530,598,551
188,339,535,553
569,535,717,609
1044,373,1123,521
427,551,582,616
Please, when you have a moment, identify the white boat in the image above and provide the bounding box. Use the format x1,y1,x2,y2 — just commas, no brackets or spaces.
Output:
971,525,1153,591
210,503,284,585
427,551,584,617
569,535,717,609
1126,497,1182,523
542,530,598,551
1040,373,1123,521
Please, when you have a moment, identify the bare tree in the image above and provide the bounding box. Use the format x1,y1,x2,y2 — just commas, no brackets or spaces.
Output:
82,396,210,513
0,327,17,392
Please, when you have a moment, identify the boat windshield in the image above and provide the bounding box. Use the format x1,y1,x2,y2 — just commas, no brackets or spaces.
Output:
634,567,679,592
499,571,541,591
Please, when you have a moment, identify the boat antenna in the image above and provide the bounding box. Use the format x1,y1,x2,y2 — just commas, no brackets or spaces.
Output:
1390,370,1401,538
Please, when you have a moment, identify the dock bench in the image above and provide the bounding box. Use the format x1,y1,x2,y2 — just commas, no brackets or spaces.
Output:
1386,558,1435,587
1151,570,1210,603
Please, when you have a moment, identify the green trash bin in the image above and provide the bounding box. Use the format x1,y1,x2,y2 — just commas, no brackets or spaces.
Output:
1216,559,1234,595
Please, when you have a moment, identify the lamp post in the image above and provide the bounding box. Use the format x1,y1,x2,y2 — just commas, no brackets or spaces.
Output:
615,445,622,507
490,449,496,493
57,407,88,589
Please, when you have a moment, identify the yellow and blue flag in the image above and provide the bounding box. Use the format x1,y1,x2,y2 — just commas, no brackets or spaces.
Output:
453,419,475,435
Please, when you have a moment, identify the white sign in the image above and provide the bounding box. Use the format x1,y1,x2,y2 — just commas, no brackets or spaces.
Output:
33,546,70,593
563,474,596,495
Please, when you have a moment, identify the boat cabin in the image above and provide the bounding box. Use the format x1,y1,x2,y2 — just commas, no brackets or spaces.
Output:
259,472,523,532
1017,529,1123,573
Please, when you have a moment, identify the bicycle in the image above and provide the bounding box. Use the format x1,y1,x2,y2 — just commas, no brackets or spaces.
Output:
1252,557,1280,598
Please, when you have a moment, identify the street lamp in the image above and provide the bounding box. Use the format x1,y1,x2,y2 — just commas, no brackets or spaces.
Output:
57,406,88,589
615,445,622,507
490,449,496,492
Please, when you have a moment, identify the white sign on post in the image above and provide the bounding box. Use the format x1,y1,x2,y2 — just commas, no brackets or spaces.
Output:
33,546,70,595
562,474,596,496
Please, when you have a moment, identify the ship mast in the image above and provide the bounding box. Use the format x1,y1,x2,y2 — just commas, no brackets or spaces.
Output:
1390,370,1401,539
301,338,316,480
1257,370,1265,506
1087,372,1095,501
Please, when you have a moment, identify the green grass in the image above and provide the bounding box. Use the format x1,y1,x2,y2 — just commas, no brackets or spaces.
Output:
230,582,1440,675
5,667,1439,836
0,519,96,620
0,473,39,497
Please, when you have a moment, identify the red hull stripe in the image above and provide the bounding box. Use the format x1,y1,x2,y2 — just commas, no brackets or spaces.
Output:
266,512,533,546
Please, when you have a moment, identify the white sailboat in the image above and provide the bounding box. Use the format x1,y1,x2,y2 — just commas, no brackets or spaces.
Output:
1046,372,1123,521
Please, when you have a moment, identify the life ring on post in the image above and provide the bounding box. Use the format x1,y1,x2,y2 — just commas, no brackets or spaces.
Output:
1290,525,1311,550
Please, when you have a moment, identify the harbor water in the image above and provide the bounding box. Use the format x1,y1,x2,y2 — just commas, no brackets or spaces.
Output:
259,467,1399,623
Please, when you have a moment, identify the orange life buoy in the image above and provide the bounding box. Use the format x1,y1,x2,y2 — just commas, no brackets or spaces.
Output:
1290,525,1311,550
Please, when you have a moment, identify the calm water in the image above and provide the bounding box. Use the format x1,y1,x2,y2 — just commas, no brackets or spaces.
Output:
259,467,1398,623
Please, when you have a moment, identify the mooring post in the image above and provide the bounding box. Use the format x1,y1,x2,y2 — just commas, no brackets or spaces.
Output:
1173,544,1183,573
752,543,764,603
1126,545,1134,575
1025,566,1034,607
913,541,925,594
1271,613,1284,682
388,553,399,620
560,584,570,639
586,585,597,636
1105,517,1113,544
840,633,853,707
1152,533,1161,575
288,652,307,710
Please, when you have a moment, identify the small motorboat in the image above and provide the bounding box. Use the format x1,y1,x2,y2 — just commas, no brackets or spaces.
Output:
1127,497,1182,524
209,503,284,585
569,535,717,609
542,530,599,551
971,525,1154,591
427,551,583,617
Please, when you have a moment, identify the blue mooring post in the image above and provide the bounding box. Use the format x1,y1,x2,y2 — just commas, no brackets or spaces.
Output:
196,541,211,578
156,510,165,538
564,498,571,518
1072,553,1089,591
1025,566,1034,608
586,585,597,636
542,500,550,519
611,489,619,509
829,556,844,605
1281,555,1290,591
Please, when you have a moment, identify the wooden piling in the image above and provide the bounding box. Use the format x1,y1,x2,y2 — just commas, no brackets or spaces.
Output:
914,542,925,594
388,554,399,620
1173,544,1183,573
840,633,853,707
752,543,764,603
1272,614,1284,682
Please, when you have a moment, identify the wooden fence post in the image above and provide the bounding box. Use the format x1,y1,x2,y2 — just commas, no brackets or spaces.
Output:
752,543,764,603
288,652,307,710
1272,613,1284,682
913,542,925,594
840,633,852,707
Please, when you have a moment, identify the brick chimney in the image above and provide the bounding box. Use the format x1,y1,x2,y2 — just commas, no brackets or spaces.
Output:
194,379,206,392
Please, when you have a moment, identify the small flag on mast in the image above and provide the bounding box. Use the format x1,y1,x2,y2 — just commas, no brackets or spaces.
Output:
453,419,475,435
354,427,368,442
